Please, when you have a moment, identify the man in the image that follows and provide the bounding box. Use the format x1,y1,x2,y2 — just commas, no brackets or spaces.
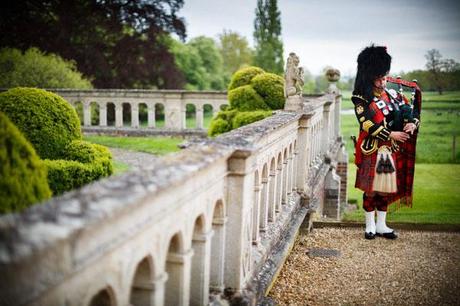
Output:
351,45,421,240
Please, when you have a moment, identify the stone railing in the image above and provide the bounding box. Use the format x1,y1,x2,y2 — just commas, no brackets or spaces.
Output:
0,92,348,305
52,89,229,130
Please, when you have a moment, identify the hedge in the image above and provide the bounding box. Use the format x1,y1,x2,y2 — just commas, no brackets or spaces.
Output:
44,140,113,195
208,118,232,137
228,85,269,111
251,73,285,109
232,110,273,129
0,87,82,160
0,112,51,213
228,66,265,90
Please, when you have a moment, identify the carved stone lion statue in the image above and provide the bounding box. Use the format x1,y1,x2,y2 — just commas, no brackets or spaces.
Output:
284,52,304,98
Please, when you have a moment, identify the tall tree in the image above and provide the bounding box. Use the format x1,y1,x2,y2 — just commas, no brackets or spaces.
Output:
425,49,445,95
218,30,253,83
0,0,187,89
253,0,284,74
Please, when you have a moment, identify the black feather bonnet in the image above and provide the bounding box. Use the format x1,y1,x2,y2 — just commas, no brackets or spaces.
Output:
352,44,392,103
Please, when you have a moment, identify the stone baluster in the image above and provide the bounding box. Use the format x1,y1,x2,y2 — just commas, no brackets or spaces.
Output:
275,164,283,213
196,106,204,129
165,249,194,306
99,103,107,126
267,169,277,222
83,101,91,126
131,103,139,128
322,102,332,154
190,230,213,306
252,185,261,244
259,176,269,231
148,104,156,128
115,103,123,127
210,217,227,292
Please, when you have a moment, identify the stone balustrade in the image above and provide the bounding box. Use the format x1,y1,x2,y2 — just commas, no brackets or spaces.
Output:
0,91,348,305
51,89,229,130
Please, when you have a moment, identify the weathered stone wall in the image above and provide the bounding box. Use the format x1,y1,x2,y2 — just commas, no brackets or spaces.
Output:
0,91,347,306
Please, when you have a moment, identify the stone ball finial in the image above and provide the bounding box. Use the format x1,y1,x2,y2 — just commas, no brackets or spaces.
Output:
325,68,341,82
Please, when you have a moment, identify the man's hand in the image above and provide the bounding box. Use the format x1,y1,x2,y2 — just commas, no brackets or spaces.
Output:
390,131,410,142
403,123,417,135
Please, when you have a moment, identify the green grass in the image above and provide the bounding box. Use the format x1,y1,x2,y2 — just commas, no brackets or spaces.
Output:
343,164,460,224
84,135,183,155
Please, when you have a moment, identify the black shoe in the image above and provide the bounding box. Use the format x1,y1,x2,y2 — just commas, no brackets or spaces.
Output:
376,231,398,239
364,232,376,240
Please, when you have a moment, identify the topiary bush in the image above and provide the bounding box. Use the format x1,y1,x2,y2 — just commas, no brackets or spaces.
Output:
44,140,113,195
0,112,51,213
228,85,269,111
228,66,265,90
232,110,273,129
0,87,82,160
251,73,285,109
208,118,232,137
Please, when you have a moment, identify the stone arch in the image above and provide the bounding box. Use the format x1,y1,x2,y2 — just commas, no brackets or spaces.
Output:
107,102,115,126
252,170,261,244
259,163,269,232
186,103,197,129
122,102,131,127
129,256,154,306
268,157,277,222
155,103,165,128
165,232,185,305
210,199,226,292
203,104,213,129
88,286,117,306
73,101,84,125
90,101,100,126
138,103,148,127
190,214,210,305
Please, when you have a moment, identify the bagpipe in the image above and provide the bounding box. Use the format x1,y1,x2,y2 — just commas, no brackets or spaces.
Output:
385,76,422,123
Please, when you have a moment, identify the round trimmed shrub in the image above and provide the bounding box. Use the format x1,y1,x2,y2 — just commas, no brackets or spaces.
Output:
0,87,82,160
232,111,273,129
228,85,269,111
228,66,265,90
251,73,285,109
44,140,113,195
208,118,231,137
0,112,51,213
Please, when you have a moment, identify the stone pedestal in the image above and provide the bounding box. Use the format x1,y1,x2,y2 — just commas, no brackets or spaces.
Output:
284,95,304,111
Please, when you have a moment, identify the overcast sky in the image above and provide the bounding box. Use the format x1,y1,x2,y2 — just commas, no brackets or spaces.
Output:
180,0,460,77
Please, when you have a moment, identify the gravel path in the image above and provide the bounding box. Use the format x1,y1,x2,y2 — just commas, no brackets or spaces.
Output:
109,147,161,170
269,227,460,305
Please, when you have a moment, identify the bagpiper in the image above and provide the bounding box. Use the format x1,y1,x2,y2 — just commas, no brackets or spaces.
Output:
351,45,422,240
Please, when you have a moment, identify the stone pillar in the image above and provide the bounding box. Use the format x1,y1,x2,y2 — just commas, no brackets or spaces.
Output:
224,152,253,290
252,186,261,244
336,145,349,208
210,217,227,292
99,103,107,127
267,171,277,222
284,96,304,111
190,230,213,306
196,107,204,129
259,177,269,231
152,272,168,306
115,103,123,128
287,155,293,195
164,94,183,130
322,102,332,154
182,108,187,130
148,104,156,128
131,103,139,128
275,166,282,212
323,168,341,220
165,249,193,306
83,101,91,126
296,114,312,192
281,159,288,204
334,94,342,139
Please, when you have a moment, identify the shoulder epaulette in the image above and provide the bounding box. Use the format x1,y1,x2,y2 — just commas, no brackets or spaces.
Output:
351,94,368,104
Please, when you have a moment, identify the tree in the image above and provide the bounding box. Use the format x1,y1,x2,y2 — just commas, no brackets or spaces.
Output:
170,36,225,90
253,0,284,74
0,0,187,89
218,30,254,84
425,49,445,94
0,47,92,88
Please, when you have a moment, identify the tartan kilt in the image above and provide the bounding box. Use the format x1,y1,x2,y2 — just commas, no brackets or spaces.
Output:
355,136,417,207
